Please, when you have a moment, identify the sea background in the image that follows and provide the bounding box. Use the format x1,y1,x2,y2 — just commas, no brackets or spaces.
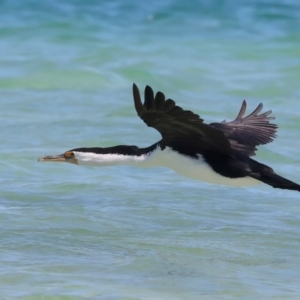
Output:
1,0,300,299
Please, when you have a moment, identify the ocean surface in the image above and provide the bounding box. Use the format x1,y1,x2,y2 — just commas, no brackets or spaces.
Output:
1,0,300,299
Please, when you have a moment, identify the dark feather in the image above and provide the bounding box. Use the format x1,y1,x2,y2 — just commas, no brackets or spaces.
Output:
155,92,165,110
209,100,277,156
132,84,232,154
248,158,300,192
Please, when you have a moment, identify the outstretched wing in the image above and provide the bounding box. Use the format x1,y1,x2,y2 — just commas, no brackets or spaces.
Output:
209,100,278,156
133,84,231,154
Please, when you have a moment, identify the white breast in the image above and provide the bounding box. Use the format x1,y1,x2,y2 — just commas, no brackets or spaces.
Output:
142,147,259,187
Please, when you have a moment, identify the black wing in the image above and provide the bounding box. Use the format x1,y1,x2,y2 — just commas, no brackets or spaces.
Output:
133,84,231,154
209,100,278,156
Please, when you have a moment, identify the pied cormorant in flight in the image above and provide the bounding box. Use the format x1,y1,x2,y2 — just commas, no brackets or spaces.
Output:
39,84,300,192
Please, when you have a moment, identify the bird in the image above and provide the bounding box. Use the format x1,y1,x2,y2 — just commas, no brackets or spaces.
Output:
38,84,300,192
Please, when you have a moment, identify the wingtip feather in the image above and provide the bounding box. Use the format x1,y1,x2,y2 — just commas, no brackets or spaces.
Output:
132,83,145,116
144,85,155,110
235,100,247,119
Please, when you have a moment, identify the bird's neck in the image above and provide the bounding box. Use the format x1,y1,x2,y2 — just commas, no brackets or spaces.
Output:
72,143,160,167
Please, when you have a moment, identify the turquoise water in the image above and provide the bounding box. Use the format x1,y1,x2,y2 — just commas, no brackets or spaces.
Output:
1,0,300,298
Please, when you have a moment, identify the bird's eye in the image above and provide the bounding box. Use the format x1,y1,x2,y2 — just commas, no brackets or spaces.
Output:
64,151,74,158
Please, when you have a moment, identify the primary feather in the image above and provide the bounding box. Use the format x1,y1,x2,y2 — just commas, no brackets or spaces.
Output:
209,100,277,156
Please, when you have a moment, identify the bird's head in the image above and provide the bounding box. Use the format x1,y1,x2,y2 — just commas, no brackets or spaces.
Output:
38,150,78,164
38,146,144,167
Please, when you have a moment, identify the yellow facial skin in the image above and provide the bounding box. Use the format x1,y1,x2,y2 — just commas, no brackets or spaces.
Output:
64,151,74,158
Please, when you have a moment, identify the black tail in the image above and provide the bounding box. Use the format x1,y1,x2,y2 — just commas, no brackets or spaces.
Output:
259,171,300,192
249,159,300,192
